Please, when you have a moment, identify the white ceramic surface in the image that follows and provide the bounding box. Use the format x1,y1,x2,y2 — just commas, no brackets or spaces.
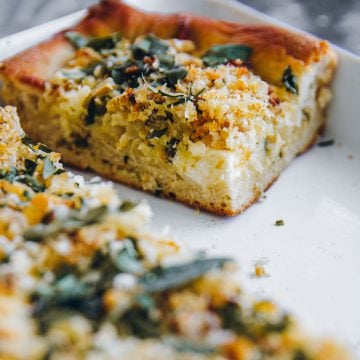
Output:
0,0,359,356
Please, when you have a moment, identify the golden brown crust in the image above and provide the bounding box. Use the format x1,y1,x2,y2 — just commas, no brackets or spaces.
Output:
0,35,74,92
55,122,321,217
0,0,334,91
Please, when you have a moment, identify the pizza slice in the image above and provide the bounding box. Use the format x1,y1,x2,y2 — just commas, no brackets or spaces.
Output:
0,0,337,215
0,105,350,359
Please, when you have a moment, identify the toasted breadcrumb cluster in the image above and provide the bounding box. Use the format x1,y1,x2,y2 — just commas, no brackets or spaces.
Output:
0,106,349,359
47,34,286,162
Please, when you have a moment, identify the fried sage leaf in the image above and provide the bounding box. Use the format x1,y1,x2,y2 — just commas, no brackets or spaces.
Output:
131,35,169,59
139,257,231,292
202,44,252,67
65,31,121,50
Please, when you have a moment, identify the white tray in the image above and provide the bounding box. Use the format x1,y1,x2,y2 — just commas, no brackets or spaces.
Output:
1,0,359,355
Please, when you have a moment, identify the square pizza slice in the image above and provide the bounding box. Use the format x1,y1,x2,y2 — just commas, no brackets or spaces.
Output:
0,0,338,215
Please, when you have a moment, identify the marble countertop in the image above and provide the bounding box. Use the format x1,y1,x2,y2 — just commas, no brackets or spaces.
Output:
0,0,359,55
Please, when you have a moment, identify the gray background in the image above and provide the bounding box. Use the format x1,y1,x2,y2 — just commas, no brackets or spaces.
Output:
0,0,359,55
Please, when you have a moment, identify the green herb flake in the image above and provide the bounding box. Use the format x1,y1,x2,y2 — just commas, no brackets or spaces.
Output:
275,219,285,226
146,127,168,140
24,159,37,175
154,185,163,197
318,139,335,147
139,257,231,293
165,137,180,162
158,53,175,69
164,67,188,87
282,66,299,95
217,302,249,336
85,97,106,125
0,166,18,182
120,201,137,212
202,44,252,67
293,349,310,360
24,205,108,241
21,135,36,147
42,158,57,180
120,306,161,338
38,144,52,153
16,175,45,193
113,239,143,274
65,31,89,49
22,190,32,200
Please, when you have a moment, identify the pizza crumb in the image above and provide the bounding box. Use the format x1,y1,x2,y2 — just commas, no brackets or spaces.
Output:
251,259,269,278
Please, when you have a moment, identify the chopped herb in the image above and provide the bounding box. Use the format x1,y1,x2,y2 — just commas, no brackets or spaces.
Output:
113,239,143,274
24,205,108,241
318,139,335,147
54,168,66,176
21,135,36,147
165,137,180,162
218,302,289,339
15,175,45,193
0,166,18,182
153,185,163,197
282,66,298,95
38,144,52,153
164,67,188,87
139,257,231,293
275,219,285,226
42,158,57,180
135,293,155,310
164,337,218,354
24,159,37,175
264,314,290,333
120,201,137,212
146,127,168,139
217,302,249,336
22,190,31,200
293,349,310,360
0,166,45,192
85,97,106,125
121,306,161,338
202,44,252,67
